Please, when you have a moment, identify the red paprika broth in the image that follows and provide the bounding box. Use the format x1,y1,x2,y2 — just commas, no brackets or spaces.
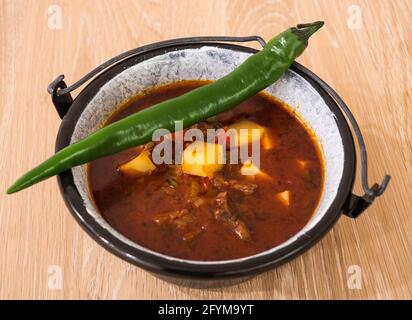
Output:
87,81,324,261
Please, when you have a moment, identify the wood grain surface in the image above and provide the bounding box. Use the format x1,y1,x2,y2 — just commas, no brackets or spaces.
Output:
0,0,411,299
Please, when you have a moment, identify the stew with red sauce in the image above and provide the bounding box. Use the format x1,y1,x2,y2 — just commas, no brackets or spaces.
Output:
88,81,324,261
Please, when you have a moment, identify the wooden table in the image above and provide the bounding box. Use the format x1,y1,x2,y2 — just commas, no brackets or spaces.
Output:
1,0,411,299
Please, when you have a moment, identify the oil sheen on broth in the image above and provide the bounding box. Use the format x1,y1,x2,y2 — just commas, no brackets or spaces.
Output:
87,81,324,261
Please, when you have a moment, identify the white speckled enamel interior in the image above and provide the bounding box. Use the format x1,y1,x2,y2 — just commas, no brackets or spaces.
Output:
71,46,344,264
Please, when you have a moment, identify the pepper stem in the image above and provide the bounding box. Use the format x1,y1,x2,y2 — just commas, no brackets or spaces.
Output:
292,21,324,45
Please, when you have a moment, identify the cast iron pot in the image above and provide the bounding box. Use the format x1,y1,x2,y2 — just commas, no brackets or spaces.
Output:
48,36,390,285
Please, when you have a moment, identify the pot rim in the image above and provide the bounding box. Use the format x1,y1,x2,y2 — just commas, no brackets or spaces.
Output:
55,41,356,279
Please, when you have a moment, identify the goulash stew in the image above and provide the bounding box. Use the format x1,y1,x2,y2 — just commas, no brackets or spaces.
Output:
88,81,324,261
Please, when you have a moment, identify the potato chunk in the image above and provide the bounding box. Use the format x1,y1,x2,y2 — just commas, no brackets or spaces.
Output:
118,150,156,175
261,130,276,150
226,119,264,147
276,190,291,207
182,141,224,178
296,159,309,170
240,161,272,181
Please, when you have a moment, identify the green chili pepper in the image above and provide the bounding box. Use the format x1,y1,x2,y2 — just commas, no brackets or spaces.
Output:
7,21,323,194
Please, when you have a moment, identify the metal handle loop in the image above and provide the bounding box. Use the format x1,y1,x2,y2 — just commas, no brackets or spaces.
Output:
298,65,391,201
48,36,266,97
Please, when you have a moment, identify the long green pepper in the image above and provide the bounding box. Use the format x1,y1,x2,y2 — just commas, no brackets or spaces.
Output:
7,22,324,194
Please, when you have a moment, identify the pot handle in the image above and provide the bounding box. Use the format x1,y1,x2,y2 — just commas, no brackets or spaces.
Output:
296,64,391,218
47,35,266,119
